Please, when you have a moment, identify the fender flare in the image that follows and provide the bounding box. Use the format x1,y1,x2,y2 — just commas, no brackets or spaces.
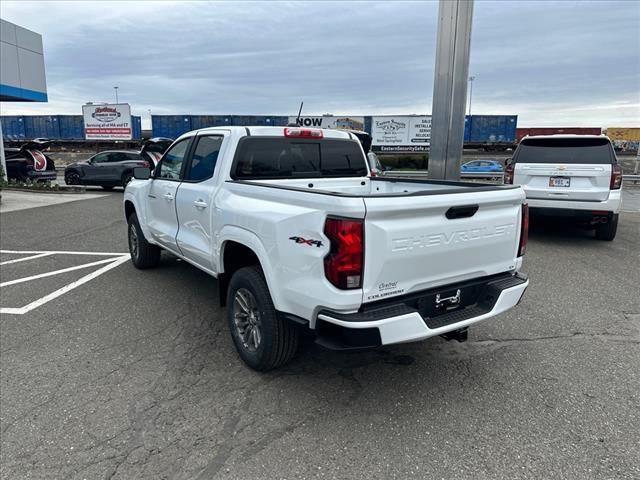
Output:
123,194,155,245
217,225,282,310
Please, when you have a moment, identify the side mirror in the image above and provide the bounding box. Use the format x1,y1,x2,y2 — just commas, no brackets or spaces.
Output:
504,158,511,166
133,167,151,180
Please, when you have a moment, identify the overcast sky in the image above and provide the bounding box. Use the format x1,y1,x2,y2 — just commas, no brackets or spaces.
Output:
1,0,638,128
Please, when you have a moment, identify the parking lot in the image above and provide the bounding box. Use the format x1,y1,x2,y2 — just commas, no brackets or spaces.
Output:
0,190,638,479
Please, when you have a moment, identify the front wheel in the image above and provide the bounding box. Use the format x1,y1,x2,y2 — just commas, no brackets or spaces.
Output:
65,171,81,185
127,213,161,268
595,214,618,241
226,266,299,371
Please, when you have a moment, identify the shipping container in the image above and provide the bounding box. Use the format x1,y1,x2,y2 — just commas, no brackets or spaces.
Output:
57,115,85,139
1,115,26,140
23,115,60,139
190,115,232,130
132,115,142,140
151,115,192,139
516,127,602,143
464,115,517,147
605,127,640,142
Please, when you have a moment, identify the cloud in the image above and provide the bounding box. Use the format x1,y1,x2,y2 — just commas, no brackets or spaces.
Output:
1,0,638,127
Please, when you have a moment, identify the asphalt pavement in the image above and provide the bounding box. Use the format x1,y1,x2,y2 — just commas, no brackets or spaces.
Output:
1,191,639,480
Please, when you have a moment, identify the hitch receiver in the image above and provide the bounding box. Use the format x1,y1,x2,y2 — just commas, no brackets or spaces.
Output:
440,327,468,343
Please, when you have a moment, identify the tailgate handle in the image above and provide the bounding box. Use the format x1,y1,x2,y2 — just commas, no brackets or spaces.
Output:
446,205,479,219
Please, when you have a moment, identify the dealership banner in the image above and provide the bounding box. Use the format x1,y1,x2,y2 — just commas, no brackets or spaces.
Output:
371,116,431,152
82,103,133,140
288,116,365,131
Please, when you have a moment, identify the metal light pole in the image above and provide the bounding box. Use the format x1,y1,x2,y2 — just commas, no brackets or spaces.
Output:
468,75,475,116
113,86,119,104
428,0,474,180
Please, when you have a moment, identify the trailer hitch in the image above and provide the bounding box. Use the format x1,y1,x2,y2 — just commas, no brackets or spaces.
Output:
440,327,468,343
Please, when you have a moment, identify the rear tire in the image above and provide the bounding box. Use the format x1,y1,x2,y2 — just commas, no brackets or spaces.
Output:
226,266,299,371
595,214,618,241
127,213,161,268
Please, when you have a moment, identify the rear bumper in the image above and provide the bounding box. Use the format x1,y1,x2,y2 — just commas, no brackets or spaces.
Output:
525,189,621,214
315,272,528,349
26,170,57,181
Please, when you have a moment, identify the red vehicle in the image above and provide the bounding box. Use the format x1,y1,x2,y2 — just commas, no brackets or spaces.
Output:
516,127,601,144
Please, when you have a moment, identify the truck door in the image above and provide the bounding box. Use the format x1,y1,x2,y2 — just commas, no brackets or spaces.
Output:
175,133,227,271
147,138,192,253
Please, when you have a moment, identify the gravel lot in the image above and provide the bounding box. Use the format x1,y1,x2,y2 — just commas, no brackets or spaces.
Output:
1,191,638,479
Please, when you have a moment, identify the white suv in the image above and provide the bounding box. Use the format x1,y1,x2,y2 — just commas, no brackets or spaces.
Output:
505,135,622,240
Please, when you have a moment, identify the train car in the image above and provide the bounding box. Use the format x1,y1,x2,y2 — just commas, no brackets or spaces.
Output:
232,115,288,126
516,127,602,143
0,115,26,140
464,115,518,150
190,115,232,130
57,115,85,139
131,115,142,140
23,115,60,140
151,115,192,139
605,127,640,153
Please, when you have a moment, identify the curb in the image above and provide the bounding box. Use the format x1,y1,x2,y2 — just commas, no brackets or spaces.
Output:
1,186,87,194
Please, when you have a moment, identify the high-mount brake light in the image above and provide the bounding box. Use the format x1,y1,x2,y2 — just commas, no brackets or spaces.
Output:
284,127,323,139
324,217,363,290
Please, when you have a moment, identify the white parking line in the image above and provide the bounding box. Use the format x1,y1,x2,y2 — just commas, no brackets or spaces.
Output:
0,257,124,288
0,250,130,315
0,250,128,256
0,252,55,266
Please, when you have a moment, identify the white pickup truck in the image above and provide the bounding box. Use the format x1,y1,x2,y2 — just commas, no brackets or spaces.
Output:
124,126,529,371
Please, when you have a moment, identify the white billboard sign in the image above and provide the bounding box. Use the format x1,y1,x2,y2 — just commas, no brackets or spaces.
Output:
371,116,431,152
82,103,133,140
288,116,365,131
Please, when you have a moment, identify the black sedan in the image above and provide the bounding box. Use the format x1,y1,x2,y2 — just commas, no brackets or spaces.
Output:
5,142,57,183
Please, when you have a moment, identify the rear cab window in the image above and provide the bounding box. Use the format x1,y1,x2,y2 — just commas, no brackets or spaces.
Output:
513,137,616,164
231,137,368,179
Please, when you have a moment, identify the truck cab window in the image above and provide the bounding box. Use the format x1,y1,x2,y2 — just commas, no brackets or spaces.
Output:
186,136,223,181
158,139,190,180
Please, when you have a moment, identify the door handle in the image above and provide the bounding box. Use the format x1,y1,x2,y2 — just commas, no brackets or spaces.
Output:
193,199,208,209
163,193,174,201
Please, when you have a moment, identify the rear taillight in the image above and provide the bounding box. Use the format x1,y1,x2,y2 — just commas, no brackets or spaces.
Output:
518,204,529,257
504,163,514,184
324,217,363,289
610,164,622,189
284,127,323,139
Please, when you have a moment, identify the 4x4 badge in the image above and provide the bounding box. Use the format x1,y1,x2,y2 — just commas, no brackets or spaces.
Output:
289,236,323,248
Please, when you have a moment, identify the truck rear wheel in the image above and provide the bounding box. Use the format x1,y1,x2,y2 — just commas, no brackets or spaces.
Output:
127,213,161,268
595,214,618,241
226,266,299,371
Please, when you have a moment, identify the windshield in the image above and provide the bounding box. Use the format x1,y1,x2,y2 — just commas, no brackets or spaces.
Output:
232,137,368,179
514,137,614,164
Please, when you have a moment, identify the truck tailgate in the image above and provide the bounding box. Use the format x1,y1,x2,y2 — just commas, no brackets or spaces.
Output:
362,188,525,303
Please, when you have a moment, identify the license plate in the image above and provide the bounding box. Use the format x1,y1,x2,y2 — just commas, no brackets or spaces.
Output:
549,176,570,187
